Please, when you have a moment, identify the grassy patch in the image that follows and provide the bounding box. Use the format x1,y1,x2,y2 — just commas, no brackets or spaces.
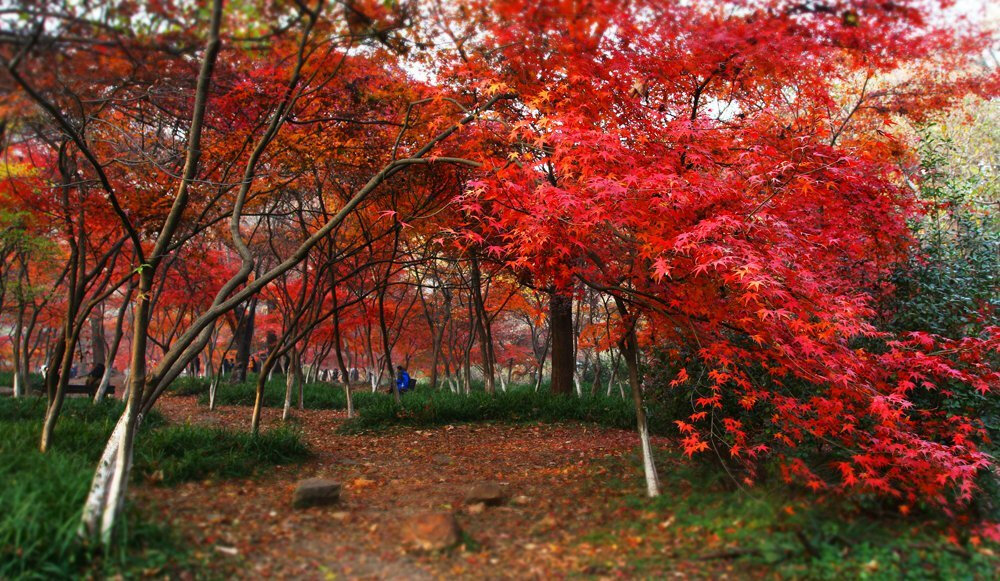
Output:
0,371,44,391
0,397,309,579
191,374,384,411
168,375,213,396
337,386,670,434
580,451,1000,579
136,423,310,485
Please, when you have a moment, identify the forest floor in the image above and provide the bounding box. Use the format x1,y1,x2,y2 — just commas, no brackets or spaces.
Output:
137,394,749,580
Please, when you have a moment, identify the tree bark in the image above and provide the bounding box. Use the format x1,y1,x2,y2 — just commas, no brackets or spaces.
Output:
90,309,106,369
95,285,133,403
614,297,660,498
231,296,258,383
549,292,574,395
282,348,299,421
469,254,496,393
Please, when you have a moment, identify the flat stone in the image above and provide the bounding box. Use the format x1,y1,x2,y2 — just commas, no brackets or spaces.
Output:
512,495,531,506
466,502,486,515
465,481,506,506
400,512,461,551
292,478,341,509
530,514,558,535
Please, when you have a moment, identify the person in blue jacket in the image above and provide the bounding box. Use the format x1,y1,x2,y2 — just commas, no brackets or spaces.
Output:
395,365,411,394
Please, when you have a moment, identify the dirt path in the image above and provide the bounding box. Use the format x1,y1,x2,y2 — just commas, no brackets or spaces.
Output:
137,395,732,579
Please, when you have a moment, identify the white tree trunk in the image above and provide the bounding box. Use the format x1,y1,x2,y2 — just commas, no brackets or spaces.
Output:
79,410,143,545
12,370,24,398
344,384,354,418
637,411,660,497
94,366,115,403
282,365,294,421
209,374,219,410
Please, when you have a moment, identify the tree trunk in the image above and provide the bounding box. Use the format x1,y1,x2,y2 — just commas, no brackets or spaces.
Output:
282,349,298,421
80,266,154,545
591,359,603,396
252,347,282,435
90,309,106,370
297,355,304,411
95,285,132,403
615,298,660,498
470,255,496,393
549,292,574,395
11,303,26,398
231,296,257,383
40,331,77,452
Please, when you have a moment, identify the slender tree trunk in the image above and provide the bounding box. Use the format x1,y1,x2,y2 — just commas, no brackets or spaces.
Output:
80,267,154,545
95,285,133,403
469,255,496,393
615,297,660,497
252,347,282,435
376,281,401,403
40,331,76,452
231,297,257,383
591,358,603,396
282,348,298,421
11,302,26,398
331,287,354,417
297,353,304,411
429,326,444,390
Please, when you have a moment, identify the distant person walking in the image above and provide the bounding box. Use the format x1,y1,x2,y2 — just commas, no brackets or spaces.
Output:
395,365,411,394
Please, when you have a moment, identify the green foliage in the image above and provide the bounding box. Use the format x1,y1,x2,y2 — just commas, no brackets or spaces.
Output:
168,375,212,396
135,423,310,485
887,131,999,338
0,371,44,391
192,373,383,411
0,397,308,579
588,452,1000,579
338,385,668,434
883,130,1000,516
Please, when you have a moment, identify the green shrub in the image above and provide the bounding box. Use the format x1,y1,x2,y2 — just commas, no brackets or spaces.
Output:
338,386,662,434
0,397,308,578
168,375,212,396
135,423,310,485
0,371,44,392
197,374,384,411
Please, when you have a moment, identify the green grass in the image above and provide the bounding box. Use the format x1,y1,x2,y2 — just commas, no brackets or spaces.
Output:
337,386,671,435
188,373,385,411
0,397,309,579
168,375,213,396
581,451,1000,579
0,370,44,391
136,422,310,485
178,374,667,438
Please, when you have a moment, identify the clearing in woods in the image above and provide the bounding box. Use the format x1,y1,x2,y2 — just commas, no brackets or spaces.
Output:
139,394,741,579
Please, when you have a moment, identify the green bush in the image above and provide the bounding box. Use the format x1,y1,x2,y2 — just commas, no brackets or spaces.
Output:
338,386,663,434
0,397,309,579
168,375,212,396
135,423,310,485
196,374,384,411
0,370,44,392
